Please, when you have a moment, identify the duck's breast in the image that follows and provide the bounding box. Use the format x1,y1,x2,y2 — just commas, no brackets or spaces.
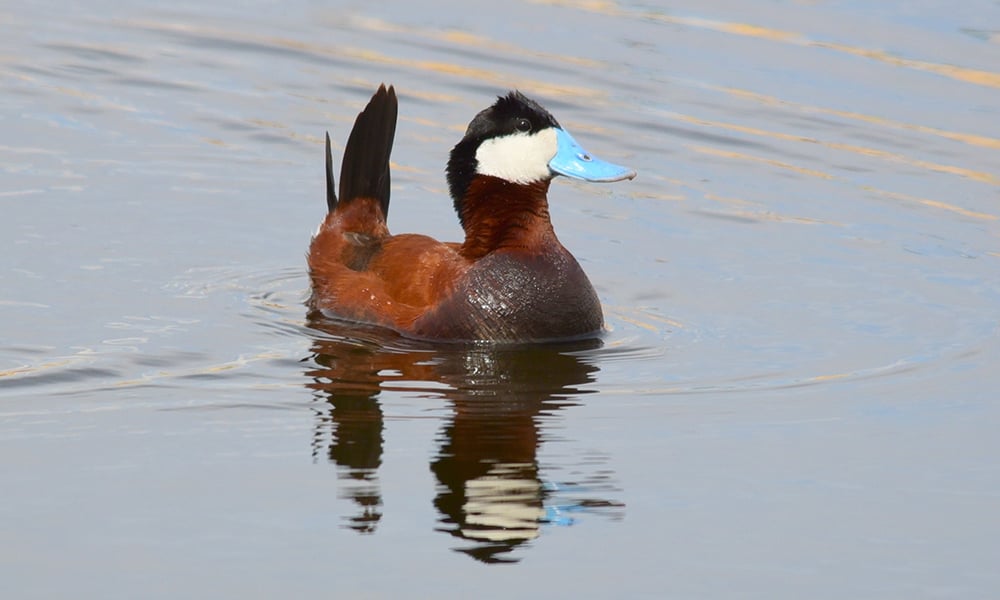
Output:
411,248,603,341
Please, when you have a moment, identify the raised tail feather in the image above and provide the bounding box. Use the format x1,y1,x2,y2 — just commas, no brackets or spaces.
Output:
325,84,398,218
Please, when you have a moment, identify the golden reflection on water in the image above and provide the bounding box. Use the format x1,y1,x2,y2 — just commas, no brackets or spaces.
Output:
668,113,998,189
120,18,606,100
605,305,684,335
702,193,835,226
659,112,998,221
862,188,997,221
346,15,604,69
533,0,1000,89
525,0,999,224
692,146,835,180
723,87,1000,151
75,7,995,230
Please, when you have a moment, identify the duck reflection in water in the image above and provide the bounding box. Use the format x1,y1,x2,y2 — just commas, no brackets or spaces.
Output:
304,315,623,563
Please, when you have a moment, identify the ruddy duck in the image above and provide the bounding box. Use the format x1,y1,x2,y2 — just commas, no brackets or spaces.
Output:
308,84,635,342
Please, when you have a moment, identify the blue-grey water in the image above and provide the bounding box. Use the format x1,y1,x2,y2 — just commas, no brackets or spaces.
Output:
3,1,999,597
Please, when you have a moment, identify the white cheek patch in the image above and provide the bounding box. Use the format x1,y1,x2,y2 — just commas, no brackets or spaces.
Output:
474,128,558,184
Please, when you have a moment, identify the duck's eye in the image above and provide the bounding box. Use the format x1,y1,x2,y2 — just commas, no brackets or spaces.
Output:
515,118,532,132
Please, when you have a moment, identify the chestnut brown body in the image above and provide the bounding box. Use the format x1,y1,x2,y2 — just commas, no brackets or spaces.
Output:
307,84,630,342
308,175,602,341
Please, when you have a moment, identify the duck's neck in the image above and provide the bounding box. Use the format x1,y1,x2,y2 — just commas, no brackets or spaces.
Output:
458,177,558,259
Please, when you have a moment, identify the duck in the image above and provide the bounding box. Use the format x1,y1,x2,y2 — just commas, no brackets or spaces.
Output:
307,84,635,342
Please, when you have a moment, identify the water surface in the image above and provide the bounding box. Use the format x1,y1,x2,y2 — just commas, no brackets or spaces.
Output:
2,1,999,597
